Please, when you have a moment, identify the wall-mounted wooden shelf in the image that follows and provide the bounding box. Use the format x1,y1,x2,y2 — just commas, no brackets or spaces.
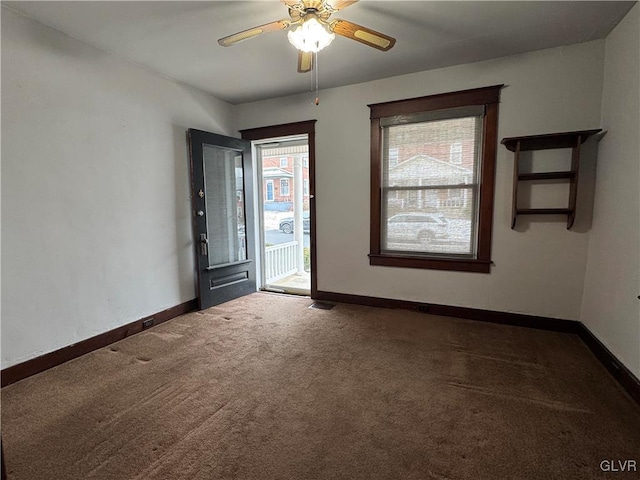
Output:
517,171,575,181
501,129,601,229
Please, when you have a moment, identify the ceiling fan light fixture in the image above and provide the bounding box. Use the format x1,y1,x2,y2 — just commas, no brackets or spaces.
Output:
287,16,335,53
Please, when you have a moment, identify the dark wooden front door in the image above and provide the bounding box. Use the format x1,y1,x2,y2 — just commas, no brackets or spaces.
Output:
188,129,256,309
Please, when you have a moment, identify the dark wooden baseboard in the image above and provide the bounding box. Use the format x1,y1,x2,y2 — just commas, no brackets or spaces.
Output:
4,291,639,408
1,299,198,388
315,290,639,405
577,323,640,405
315,290,581,333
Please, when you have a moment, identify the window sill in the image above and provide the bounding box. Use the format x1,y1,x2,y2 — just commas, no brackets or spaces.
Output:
369,253,492,273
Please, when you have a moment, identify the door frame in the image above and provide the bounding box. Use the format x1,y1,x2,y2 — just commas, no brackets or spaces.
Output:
240,120,317,298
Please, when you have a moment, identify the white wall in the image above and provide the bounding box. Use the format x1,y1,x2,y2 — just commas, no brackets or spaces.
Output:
4,5,635,377
1,8,235,368
581,4,640,378
235,40,606,321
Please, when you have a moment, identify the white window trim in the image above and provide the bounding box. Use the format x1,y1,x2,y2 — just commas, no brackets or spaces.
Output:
265,180,274,202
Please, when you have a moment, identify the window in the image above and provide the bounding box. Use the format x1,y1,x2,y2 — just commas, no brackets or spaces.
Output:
265,180,274,202
280,178,290,196
302,155,309,168
303,179,309,195
450,142,463,165
368,85,502,273
388,148,399,167
280,157,288,168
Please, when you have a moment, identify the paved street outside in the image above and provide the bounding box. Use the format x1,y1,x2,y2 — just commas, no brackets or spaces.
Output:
263,211,310,247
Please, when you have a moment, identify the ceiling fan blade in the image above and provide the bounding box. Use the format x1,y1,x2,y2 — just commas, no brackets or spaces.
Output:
298,50,313,73
218,19,291,47
330,19,396,51
325,0,359,12
281,0,309,14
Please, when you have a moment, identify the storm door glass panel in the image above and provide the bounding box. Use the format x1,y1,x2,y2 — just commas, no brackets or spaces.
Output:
203,145,247,267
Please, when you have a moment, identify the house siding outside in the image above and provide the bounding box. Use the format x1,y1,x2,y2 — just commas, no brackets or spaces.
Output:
261,146,310,210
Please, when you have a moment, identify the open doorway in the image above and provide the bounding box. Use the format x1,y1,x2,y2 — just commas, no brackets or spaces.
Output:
256,138,310,295
241,120,317,298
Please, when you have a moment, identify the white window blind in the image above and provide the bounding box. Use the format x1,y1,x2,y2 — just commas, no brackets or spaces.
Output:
381,107,484,258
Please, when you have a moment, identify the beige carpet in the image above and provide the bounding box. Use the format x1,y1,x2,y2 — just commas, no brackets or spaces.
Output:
2,293,639,479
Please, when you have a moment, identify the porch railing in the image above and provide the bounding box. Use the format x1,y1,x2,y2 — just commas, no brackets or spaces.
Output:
265,241,299,283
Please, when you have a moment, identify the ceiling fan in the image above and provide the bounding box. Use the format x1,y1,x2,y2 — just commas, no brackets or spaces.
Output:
218,0,396,73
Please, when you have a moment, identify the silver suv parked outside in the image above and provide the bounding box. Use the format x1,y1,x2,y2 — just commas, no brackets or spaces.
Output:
386,213,449,245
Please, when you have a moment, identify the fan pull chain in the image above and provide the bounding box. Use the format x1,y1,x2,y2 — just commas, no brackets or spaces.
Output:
314,51,319,105
310,55,314,95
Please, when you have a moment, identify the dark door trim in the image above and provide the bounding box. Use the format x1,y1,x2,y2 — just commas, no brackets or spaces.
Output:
240,120,318,298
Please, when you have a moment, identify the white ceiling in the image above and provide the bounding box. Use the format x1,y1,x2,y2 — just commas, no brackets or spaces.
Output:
4,1,636,104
